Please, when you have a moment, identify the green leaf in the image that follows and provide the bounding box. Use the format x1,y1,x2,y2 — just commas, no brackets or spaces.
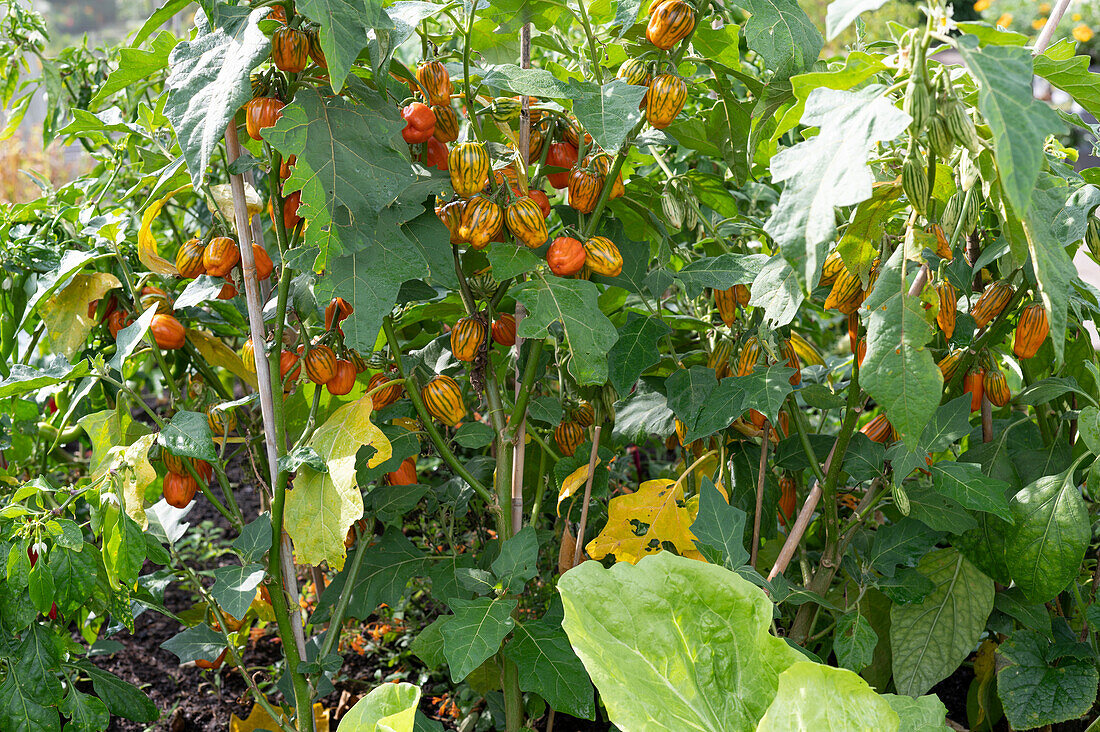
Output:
611,379,675,443
836,181,904,286
210,563,266,621
824,0,891,40
749,256,803,327
157,410,217,463
881,694,950,731
513,276,619,385
670,365,795,442
453,422,495,449
676,253,766,293
491,527,539,593
0,359,92,399
60,687,110,732
503,616,595,719
17,623,63,705
0,674,59,732
772,52,887,142
1033,40,1100,120
569,79,646,153
299,0,390,94
1015,375,1090,406
75,661,158,723
48,547,97,615
558,552,804,731
691,478,749,569
1005,466,1090,604
337,681,420,732
997,630,1099,729
869,518,943,578
955,37,1062,215
834,613,878,672
930,462,1013,521
692,23,741,67
764,87,910,283
160,624,226,664
440,597,517,682
91,32,178,108
487,241,540,280
321,527,428,621
482,64,575,97
174,275,225,310
739,0,823,81
233,513,271,563
890,548,994,696
165,6,271,184
607,315,670,396
757,662,899,730
860,250,942,448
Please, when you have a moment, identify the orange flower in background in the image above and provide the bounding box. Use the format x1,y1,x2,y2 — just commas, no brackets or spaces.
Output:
1032,16,1047,29
1072,12,1083,21
996,12,1013,26
1074,24,1095,42
973,0,990,12
1038,2,1051,12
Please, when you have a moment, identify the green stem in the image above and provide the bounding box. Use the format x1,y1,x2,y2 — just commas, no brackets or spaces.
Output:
580,121,643,238
528,448,549,526
574,0,604,84
462,4,484,141
507,338,545,440
318,522,370,662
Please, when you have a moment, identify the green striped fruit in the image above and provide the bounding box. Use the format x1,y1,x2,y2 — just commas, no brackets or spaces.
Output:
1085,217,1100,259
902,150,929,216
942,98,981,154
448,142,490,197
926,114,954,159
903,78,930,132
583,236,623,277
421,375,465,426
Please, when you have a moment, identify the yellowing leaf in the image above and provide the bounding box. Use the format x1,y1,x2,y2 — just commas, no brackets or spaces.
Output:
186,328,258,388
285,394,391,570
93,433,157,529
40,272,120,359
585,479,704,564
557,459,601,515
139,184,192,275
230,700,330,732
208,182,263,221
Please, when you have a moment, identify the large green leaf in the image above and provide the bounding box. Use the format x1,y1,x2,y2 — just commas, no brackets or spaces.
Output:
955,36,1062,215
890,548,994,696
739,0,822,81
157,410,217,463
74,661,158,723
607,315,670,396
569,79,646,152
48,547,97,615
860,257,942,448
338,682,420,732
16,623,63,705
668,365,795,442
160,624,225,664
930,462,1013,522
996,629,1099,730
770,52,886,142
881,694,950,731
440,597,517,682
676,252,766,294
513,276,619,385
165,6,270,184
558,552,804,731
764,87,910,283
0,674,58,732
298,0,393,93
210,563,266,621
503,615,595,719
757,662,899,730
0,359,92,399
690,478,749,570
1005,466,1090,604
1033,40,1100,120
749,256,803,327
90,31,178,108
318,527,428,621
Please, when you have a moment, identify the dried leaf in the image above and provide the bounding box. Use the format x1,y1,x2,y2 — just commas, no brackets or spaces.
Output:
586,479,704,564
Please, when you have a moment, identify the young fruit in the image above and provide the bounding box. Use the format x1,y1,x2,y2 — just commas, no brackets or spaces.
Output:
450,316,487,362
492,314,517,347
457,196,503,250
714,287,740,327
432,104,459,143
938,348,965,381
416,61,453,106
645,74,687,130
207,405,236,435
241,337,256,372
327,359,357,396
505,198,549,248
278,191,302,230
971,280,1014,328
272,26,310,73
583,236,623,277
368,371,403,410
448,142,490,197
736,336,761,377
305,345,338,385
279,350,301,388
573,401,596,427
325,297,354,330
547,237,587,277
385,457,417,486
708,340,733,380
936,280,957,339
306,27,327,68
567,168,601,214
421,375,465,426
401,102,436,144
176,238,207,279
1013,303,1049,360
163,471,198,509
545,142,578,189
646,0,695,49
554,421,585,457
984,368,1010,407
964,368,985,412
245,97,284,141
778,473,796,528
218,280,238,300
151,313,186,350
203,237,240,278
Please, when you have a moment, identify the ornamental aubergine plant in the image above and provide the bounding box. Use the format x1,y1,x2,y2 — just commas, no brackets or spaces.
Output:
2,0,1100,730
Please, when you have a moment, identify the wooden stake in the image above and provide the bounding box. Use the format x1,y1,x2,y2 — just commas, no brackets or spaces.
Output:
571,425,602,567
750,422,769,569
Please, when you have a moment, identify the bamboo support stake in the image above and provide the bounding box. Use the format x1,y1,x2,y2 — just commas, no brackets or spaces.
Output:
1034,0,1073,55
571,425,603,567
750,423,769,569
768,445,835,582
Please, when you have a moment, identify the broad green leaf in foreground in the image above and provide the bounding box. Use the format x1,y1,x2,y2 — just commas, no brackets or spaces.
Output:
1005,465,1090,604
771,52,887,142
765,87,910,283
513,276,619,385
285,394,391,570
165,6,270,184
756,662,899,731
890,548,994,696
558,552,804,731
1033,40,1100,120
930,462,1013,522
338,681,420,732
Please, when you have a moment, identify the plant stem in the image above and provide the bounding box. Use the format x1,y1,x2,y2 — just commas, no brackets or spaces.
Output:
318,522,370,661
750,423,769,569
570,425,603,567
574,0,604,84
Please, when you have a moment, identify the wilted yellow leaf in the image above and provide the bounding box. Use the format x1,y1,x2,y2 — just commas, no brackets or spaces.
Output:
186,328,258,389
230,701,330,732
585,479,704,565
40,272,120,359
285,395,391,570
556,458,601,515
138,184,192,275
93,433,157,529
208,182,263,222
